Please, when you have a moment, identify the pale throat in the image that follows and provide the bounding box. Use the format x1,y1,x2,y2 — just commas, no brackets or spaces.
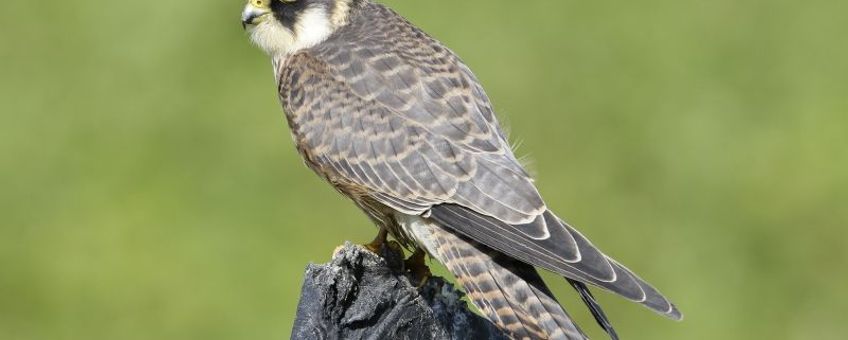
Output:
249,7,338,58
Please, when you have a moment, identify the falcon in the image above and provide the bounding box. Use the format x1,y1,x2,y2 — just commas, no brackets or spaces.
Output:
241,0,682,339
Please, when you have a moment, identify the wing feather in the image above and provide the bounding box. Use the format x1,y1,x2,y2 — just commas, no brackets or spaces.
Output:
429,204,682,320
276,1,682,327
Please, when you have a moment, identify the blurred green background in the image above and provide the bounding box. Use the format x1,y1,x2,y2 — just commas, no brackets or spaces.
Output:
1,0,846,339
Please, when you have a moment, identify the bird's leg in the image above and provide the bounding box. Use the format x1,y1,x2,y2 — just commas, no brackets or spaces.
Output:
365,228,389,253
404,248,432,288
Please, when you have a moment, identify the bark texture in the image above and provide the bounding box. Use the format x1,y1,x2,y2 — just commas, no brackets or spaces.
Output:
291,242,508,340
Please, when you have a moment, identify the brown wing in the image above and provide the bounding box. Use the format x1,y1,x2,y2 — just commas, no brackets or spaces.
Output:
280,3,555,237
293,15,547,224
277,2,681,321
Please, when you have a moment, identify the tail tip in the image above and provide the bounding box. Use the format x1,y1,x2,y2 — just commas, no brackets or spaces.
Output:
666,304,684,321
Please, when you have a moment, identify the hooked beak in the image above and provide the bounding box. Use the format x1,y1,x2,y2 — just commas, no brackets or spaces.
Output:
242,4,271,30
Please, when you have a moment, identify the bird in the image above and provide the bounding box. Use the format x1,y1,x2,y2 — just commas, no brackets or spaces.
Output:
241,0,682,339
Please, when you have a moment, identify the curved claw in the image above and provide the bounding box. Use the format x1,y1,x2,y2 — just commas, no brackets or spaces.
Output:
365,228,389,253
405,248,432,288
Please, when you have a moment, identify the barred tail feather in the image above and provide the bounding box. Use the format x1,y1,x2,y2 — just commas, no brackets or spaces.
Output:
401,215,587,340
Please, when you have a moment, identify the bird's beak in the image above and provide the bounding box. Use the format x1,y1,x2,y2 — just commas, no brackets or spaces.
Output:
242,4,271,30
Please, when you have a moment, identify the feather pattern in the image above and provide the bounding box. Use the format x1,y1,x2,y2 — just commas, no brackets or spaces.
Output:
401,215,587,340
272,1,682,337
428,204,683,320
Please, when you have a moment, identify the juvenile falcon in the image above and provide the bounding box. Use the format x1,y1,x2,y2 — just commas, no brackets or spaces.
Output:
241,0,682,339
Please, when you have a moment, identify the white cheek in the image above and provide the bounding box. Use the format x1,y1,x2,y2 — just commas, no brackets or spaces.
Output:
248,8,334,57
249,21,295,56
291,7,334,52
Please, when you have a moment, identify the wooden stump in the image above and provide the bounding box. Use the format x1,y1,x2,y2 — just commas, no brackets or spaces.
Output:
291,242,508,340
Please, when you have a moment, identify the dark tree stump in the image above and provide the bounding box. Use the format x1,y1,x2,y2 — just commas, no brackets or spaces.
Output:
291,242,508,340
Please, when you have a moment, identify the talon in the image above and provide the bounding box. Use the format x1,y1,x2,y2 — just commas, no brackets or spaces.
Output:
414,274,431,288
364,228,388,253
386,240,403,253
404,248,432,288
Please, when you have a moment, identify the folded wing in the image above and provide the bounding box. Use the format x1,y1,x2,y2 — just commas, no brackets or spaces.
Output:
277,2,681,324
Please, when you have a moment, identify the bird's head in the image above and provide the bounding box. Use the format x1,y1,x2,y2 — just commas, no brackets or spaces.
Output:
242,0,356,56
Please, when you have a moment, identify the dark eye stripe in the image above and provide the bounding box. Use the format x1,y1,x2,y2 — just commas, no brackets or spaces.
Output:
271,0,307,31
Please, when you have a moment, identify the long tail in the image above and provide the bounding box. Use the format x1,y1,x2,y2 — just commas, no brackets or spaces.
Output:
404,216,587,340
428,204,683,321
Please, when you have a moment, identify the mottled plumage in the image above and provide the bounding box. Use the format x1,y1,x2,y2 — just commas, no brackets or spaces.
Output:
242,1,682,338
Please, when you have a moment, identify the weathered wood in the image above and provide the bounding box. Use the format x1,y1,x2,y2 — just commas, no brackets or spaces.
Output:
291,242,508,340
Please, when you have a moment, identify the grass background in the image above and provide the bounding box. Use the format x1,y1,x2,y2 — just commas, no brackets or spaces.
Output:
1,0,846,339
